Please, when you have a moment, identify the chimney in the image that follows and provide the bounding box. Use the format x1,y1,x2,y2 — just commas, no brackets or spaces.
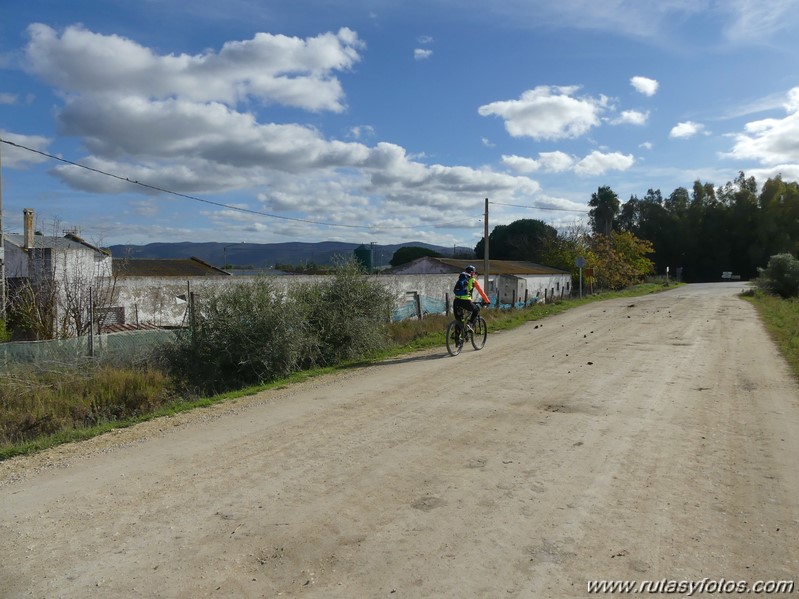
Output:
23,208,34,249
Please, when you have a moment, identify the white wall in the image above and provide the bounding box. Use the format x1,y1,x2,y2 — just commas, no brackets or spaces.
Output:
3,242,112,281
112,274,458,326
112,272,574,327
4,245,27,278
55,247,113,282
113,276,238,327
520,274,572,302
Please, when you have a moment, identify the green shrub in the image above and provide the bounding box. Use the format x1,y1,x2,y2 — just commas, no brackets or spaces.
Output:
756,253,799,298
0,319,11,342
163,277,306,394
290,258,394,367
162,260,394,394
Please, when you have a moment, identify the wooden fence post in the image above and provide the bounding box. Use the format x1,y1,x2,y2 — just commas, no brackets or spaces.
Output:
88,286,95,358
189,290,197,346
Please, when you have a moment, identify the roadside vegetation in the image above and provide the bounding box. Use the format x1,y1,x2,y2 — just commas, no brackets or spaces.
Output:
164,259,394,396
743,291,799,380
0,276,678,460
742,253,799,380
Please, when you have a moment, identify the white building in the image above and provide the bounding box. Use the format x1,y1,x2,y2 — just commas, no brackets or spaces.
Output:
387,257,573,305
3,208,113,337
107,256,575,329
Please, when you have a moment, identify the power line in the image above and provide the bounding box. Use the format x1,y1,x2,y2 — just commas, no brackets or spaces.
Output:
1,138,585,244
0,138,460,231
489,200,589,213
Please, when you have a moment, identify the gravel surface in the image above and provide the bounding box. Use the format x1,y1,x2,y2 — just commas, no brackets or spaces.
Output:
1,282,797,598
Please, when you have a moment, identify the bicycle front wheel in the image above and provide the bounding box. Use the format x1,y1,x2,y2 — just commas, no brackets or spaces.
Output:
446,320,463,356
470,316,487,350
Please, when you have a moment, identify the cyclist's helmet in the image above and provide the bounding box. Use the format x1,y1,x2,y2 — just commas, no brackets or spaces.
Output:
464,265,476,274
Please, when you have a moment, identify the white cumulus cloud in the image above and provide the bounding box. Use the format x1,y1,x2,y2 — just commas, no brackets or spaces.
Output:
478,85,608,141
16,23,549,242
538,151,575,173
630,76,659,96
574,151,635,176
726,86,799,165
503,149,628,177
0,130,51,167
24,23,364,112
501,154,540,173
669,121,705,139
612,110,649,126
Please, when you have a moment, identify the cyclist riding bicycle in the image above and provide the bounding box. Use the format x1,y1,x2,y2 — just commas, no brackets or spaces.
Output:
453,265,490,329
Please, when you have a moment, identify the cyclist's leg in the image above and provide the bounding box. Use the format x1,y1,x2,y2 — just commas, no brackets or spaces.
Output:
452,299,466,337
466,300,480,325
453,300,465,323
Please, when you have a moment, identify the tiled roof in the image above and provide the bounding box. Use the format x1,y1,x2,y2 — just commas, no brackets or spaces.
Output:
4,233,108,254
434,258,569,275
114,257,229,277
388,256,569,275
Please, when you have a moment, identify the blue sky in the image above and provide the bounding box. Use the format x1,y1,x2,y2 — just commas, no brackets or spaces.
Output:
2,0,799,249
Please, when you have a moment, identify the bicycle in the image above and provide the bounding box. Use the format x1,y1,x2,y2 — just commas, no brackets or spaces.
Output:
445,304,488,356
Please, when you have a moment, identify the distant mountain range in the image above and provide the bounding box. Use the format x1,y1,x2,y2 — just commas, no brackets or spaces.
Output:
108,241,474,269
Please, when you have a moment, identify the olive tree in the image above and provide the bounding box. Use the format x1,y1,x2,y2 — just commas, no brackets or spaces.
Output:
164,258,395,395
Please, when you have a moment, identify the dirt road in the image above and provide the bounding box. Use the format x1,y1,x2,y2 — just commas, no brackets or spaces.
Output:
2,283,798,598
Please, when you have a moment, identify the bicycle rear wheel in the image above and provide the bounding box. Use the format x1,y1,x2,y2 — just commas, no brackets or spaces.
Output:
470,316,487,350
446,320,464,356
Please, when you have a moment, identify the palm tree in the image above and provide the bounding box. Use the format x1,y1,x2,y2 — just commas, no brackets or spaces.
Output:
589,185,620,237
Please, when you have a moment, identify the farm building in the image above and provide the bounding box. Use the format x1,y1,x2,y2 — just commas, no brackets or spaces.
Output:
2,209,113,338
386,257,572,305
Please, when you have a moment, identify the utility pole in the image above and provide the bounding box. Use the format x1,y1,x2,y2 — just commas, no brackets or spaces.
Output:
0,140,5,320
483,198,489,298
223,242,244,270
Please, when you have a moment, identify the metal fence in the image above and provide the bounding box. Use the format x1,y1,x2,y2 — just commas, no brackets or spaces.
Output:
390,292,541,321
0,329,177,372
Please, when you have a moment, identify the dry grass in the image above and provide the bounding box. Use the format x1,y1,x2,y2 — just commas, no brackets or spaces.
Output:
0,364,175,452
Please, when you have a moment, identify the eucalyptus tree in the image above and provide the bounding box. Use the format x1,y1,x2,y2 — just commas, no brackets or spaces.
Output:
617,190,675,275
759,176,799,257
